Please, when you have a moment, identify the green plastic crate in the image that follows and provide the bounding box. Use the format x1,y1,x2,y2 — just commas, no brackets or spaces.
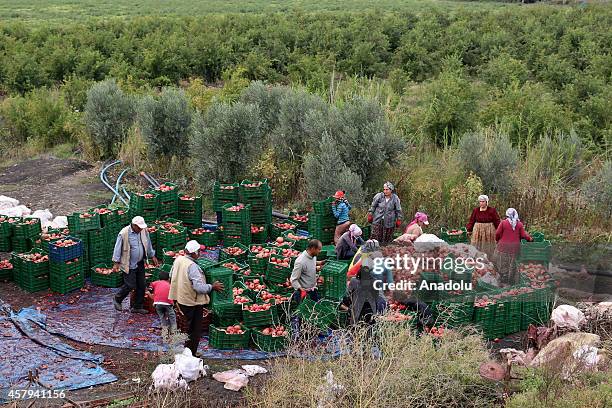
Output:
208,324,250,350
206,266,234,305
0,236,12,252
91,264,124,288
251,327,289,352
320,260,348,301
158,225,188,252
213,182,240,202
188,229,218,247
11,237,31,253
0,216,22,236
0,262,14,281
130,191,159,211
219,243,249,263
440,227,468,244
212,302,243,326
68,212,101,232
16,271,49,293
242,303,279,327
270,220,297,240
222,203,251,224
266,255,293,284
153,182,179,202
13,250,49,277
294,298,339,330
196,257,217,271
50,270,84,294
13,218,42,239
50,258,84,278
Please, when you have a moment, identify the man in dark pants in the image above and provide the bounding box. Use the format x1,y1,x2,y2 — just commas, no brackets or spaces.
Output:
111,216,159,314
169,240,223,357
289,239,323,336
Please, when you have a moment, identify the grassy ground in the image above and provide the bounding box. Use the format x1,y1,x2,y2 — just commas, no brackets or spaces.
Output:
0,0,516,22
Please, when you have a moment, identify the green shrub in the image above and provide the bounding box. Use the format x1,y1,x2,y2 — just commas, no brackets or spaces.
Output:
190,101,263,188
84,79,135,158
458,128,518,195
137,87,193,158
302,132,366,205
582,160,612,219
480,53,529,89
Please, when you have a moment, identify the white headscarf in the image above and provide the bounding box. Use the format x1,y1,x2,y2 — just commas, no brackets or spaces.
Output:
478,195,489,204
383,181,395,192
506,208,519,231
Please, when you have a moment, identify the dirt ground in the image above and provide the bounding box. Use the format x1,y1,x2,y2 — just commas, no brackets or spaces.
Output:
0,156,112,216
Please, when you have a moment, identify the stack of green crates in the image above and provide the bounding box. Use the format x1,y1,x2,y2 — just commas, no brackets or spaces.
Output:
270,219,297,240
12,218,41,254
222,203,252,246
265,254,293,284
250,224,268,244
251,327,289,352
91,263,124,287
12,250,50,292
212,182,240,213
0,259,13,281
0,216,21,252
158,225,188,252
208,324,250,350
282,230,310,251
189,227,218,247
247,246,274,275
431,293,475,329
177,193,203,228
50,258,84,294
308,197,336,245
155,183,179,219
320,260,348,301
239,179,272,226
294,298,340,330
129,191,159,224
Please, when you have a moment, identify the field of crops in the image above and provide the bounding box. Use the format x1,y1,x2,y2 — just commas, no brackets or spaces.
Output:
0,0,512,21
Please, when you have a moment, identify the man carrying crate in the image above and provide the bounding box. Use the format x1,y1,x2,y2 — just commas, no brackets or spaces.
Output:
169,240,224,357
112,216,159,314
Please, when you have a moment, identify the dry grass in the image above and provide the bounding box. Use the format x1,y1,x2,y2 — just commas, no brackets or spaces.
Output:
246,322,498,408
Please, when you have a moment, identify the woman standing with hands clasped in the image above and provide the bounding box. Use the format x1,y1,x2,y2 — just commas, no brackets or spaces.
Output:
466,194,500,259
367,181,403,245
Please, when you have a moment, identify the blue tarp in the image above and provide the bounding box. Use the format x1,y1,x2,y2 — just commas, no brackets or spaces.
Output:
0,302,116,403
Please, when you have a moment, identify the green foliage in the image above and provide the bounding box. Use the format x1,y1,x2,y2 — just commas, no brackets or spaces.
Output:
239,82,291,135
302,132,366,205
582,160,612,219
458,128,518,195
60,74,94,111
480,53,529,88
190,102,263,187
525,131,585,185
417,57,478,146
137,87,192,158
0,88,73,147
83,79,135,158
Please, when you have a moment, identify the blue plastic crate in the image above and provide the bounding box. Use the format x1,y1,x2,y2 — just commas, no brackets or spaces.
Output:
202,223,218,231
48,236,84,262
297,229,310,237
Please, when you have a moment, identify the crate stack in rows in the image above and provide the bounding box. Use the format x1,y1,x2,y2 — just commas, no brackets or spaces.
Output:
308,197,336,245
221,204,252,246
177,193,203,229
239,180,272,243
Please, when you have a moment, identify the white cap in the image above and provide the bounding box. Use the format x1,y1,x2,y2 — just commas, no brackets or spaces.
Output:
131,216,147,229
185,240,201,254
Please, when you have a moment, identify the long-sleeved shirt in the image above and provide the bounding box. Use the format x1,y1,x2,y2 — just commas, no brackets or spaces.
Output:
495,219,531,255
332,200,351,224
290,251,317,290
188,263,212,294
112,227,156,269
466,206,501,232
335,232,364,260
368,192,403,228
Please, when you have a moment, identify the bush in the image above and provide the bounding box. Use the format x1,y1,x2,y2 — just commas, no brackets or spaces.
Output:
239,82,291,135
190,102,263,187
246,323,496,407
0,88,73,148
582,160,612,219
84,79,135,158
525,131,585,185
480,53,529,89
137,87,192,158
302,132,366,205
458,128,518,195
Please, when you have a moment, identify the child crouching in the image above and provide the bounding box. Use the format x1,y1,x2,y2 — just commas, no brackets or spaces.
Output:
150,271,177,341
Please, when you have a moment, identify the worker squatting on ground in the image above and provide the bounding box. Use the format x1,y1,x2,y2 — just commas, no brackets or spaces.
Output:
169,240,224,357
149,270,176,341
394,211,430,244
111,216,160,314
367,181,403,245
335,224,364,260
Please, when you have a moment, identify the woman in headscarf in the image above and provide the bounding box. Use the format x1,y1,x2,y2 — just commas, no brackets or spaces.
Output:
335,224,364,260
495,208,532,285
367,182,403,245
332,190,352,244
394,212,429,244
466,195,500,259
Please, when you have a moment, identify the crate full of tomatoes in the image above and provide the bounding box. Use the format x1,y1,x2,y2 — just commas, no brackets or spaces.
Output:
251,325,289,352
208,324,250,350
48,237,83,262
68,211,101,232
91,263,124,288
0,259,14,281
266,254,293,284
219,243,248,262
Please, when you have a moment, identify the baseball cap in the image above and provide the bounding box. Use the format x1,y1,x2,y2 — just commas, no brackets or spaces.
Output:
131,216,147,229
185,240,201,254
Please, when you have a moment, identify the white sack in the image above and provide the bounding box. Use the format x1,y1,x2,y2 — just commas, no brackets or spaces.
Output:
151,363,188,391
52,216,68,228
551,305,585,330
174,348,207,382
0,196,19,210
30,209,53,224
241,365,268,376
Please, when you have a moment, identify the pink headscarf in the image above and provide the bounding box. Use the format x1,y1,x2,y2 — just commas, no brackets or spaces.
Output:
405,212,429,231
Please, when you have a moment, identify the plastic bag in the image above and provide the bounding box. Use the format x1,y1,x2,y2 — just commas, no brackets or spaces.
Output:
212,369,249,391
30,209,53,224
0,205,30,217
174,348,207,382
0,196,19,210
241,365,268,376
151,363,188,390
52,216,68,228
551,305,585,330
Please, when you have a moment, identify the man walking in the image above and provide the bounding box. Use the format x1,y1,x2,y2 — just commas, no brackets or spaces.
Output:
111,216,159,314
169,240,224,357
